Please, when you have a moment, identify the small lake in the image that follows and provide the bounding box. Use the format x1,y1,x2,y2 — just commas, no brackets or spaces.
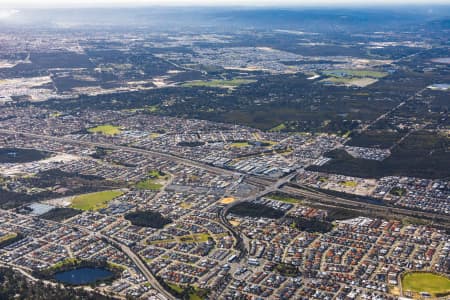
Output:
0,148,50,163
54,267,113,285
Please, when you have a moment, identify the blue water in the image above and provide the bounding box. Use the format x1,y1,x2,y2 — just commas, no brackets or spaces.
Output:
54,267,113,285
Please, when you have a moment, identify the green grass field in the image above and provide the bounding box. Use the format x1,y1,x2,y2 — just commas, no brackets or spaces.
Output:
182,79,256,88
321,76,378,87
269,123,287,132
87,124,121,136
49,258,80,270
321,69,386,87
340,180,358,188
136,180,163,190
268,194,303,204
402,272,450,297
0,233,17,243
390,187,407,196
71,190,124,210
135,170,168,190
230,141,251,148
49,111,62,118
167,283,208,300
148,170,168,179
179,233,211,243
168,283,184,294
145,105,159,112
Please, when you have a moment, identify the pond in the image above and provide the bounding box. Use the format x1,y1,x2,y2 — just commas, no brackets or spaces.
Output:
54,267,114,285
0,148,50,163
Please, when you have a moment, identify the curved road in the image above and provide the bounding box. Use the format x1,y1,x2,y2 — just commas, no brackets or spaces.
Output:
218,173,298,259
2,128,449,294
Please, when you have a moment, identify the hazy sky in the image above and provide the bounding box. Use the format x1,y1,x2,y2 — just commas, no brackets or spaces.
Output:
2,0,450,8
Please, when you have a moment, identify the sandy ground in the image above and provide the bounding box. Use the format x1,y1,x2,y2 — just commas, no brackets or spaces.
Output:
220,197,236,204
349,78,378,87
229,220,241,227
0,60,17,68
42,196,74,207
41,153,79,164
153,77,168,87
307,74,321,80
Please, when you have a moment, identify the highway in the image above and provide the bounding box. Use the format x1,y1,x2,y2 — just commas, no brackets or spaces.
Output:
2,127,449,288
0,128,279,188
0,129,240,178
2,128,448,226
279,184,450,227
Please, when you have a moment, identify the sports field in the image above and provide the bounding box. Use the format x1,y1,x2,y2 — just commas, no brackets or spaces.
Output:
402,272,450,297
71,190,124,210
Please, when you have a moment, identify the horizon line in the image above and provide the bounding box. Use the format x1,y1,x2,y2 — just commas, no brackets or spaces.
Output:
2,2,450,10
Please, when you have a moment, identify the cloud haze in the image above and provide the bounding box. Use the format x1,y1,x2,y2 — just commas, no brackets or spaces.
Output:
2,0,450,8
0,9,19,18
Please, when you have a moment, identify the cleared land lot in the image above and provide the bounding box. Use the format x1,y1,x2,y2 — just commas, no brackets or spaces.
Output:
324,69,388,78
321,69,387,87
182,79,256,88
323,77,378,87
